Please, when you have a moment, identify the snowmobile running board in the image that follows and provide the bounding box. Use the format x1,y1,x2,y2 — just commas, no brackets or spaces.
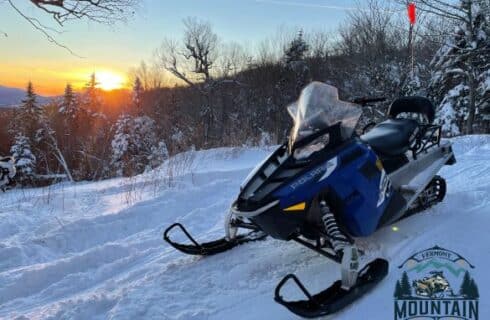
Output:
163,223,267,256
274,258,389,318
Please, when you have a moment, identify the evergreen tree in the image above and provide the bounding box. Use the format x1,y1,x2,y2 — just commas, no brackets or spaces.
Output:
111,114,131,177
272,30,312,143
18,82,44,141
284,30,309,66
460,270,472,297
429,0,490,135
111,114,166,176
10,134,36,183
132,77,143,115
469,278,479,299
59,84,78,119
83,73,101,113
394,280,403,299
400,271,412,297
7,82,45,185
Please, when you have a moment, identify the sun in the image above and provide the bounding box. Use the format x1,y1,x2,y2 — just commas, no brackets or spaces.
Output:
95,71,126,91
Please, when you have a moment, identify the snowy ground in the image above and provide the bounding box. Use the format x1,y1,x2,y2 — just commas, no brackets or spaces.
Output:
0,136,488,320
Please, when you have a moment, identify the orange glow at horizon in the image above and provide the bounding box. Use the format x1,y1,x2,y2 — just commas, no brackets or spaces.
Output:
94,71,127,91
1,66,129,96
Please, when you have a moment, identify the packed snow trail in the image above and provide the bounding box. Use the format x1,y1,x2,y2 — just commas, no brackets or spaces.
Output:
0,136,488,319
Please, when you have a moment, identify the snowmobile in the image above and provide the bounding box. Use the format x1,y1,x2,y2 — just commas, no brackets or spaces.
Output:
164,82,456,318
0,156,16,191
413,271,451,298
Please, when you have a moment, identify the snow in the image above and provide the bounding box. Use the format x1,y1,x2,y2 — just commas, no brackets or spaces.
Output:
0,136,489,319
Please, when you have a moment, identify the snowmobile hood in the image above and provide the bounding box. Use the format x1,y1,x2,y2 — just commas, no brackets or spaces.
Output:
233,135,348,213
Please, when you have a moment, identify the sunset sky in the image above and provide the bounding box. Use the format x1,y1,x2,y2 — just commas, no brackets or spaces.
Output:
0,0,361,96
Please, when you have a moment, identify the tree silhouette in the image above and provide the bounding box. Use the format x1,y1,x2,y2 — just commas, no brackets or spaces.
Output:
18,82,43,140
460,271,472,298
394,280,403,299
400,272,412,297
469,279,479,299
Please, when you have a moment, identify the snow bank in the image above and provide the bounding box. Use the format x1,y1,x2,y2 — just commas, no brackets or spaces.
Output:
0,136,488,319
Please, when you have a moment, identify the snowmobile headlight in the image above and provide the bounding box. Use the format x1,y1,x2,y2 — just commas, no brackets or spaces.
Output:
284,202,306,212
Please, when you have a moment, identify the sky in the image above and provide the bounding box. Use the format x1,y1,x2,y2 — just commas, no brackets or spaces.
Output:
0,0,363,96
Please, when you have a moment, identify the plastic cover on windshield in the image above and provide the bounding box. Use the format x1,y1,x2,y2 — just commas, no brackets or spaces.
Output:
288,82,362,148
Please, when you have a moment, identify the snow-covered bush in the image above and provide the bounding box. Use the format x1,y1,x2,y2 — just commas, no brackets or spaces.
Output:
10,134,36,184
111,114,168,176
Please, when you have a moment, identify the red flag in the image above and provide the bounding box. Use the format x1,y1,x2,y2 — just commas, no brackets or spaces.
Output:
408,2,416,25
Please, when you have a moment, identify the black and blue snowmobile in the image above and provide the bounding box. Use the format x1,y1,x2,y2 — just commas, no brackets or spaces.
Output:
164,82,456,318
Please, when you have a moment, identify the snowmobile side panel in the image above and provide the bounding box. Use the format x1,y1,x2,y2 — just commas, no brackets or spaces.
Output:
384,141,455,224
248,203,307,240
270,140,393,237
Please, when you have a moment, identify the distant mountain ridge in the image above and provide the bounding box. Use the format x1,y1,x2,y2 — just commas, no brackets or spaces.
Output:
0,85,51,107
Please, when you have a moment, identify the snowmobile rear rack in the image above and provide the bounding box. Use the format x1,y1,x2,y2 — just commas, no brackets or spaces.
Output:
410,124,442,159
274,258,389,318
163,222,266,256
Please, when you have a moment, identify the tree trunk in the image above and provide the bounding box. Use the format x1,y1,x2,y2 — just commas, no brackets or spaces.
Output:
466,73,476,134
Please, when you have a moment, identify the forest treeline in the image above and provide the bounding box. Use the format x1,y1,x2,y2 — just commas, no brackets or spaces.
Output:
1,0,488,185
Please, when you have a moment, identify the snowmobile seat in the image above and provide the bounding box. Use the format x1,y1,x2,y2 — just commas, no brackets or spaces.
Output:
388,96,435,123
360,119,418,157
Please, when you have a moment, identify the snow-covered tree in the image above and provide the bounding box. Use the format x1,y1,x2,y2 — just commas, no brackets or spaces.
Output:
10,134,36,184
111,115,130,176
429,0,490,135
13,82,44,141
111,114,167,176
82,73,102,113
59,84,78,118
400,64,429,97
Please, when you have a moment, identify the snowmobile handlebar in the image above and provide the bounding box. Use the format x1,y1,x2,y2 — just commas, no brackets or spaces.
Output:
351,97,387,106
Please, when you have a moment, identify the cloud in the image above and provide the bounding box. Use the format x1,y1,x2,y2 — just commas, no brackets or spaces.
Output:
254,0,398,13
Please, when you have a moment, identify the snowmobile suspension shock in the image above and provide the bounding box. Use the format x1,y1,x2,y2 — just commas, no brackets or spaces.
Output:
319,200,351,254
320,200,360,290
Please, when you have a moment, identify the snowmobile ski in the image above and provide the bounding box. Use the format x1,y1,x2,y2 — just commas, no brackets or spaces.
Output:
274,258,389,318
163,223,266,256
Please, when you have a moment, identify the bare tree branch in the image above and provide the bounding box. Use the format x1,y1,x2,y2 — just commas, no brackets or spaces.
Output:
7,0,83,57
28,0,137,25
5,0,138,56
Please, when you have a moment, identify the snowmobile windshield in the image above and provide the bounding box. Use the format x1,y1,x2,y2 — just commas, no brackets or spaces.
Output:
288,82,362,158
